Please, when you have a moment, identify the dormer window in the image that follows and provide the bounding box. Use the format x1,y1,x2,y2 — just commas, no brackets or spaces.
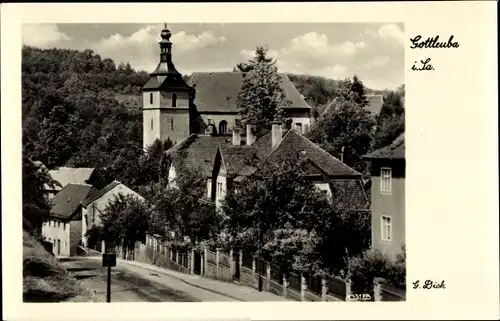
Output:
150,93,153,104
172,92,177,107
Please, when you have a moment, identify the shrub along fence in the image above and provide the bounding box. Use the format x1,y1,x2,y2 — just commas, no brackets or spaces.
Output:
99,235,405,302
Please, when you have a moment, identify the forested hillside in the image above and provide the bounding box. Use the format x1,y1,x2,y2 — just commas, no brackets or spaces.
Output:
22,46,149,186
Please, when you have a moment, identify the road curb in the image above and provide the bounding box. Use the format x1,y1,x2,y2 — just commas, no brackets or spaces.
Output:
86,256,245,301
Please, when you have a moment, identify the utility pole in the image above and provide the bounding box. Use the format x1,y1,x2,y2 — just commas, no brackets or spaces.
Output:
257,210,263,292
106,264,111,302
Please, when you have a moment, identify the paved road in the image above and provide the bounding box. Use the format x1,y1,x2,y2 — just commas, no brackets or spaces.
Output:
60,257,230,302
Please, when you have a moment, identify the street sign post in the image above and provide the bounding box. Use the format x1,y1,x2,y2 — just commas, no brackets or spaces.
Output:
102,253,116,302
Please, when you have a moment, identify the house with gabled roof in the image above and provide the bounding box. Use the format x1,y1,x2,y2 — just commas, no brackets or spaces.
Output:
80,180,144,250
46,166,106,198
363,133,405,260
321,94,384,119
165,132,232,194
210,121,370,211
41,183,98,256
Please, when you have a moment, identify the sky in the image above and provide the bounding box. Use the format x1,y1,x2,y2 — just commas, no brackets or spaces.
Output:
22,23,405,90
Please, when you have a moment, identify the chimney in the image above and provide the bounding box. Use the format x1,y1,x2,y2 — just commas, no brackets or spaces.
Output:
246,122,256,146
340,146,345,162
272,121,282,149
232,127,241,146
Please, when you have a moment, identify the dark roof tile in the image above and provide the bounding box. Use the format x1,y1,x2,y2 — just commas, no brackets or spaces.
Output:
168,134,232,177
81,180,121,207
219,145,259,177
50,184,98,220
267,130,362,177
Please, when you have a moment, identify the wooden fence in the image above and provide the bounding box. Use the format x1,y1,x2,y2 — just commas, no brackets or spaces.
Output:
99,235,405,302
374,278,406,301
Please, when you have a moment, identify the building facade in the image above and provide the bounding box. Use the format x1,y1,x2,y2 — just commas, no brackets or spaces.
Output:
210,122,370,211
142,24,311,150
81,181,144,249
364,134,405,260
41,183,98,256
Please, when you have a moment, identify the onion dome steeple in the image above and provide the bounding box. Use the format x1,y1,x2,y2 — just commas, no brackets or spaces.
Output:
159,23,172,64
142,23,192,91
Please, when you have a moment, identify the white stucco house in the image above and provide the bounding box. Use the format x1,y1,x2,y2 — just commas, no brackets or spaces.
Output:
80,180,144,249
41,183,98,256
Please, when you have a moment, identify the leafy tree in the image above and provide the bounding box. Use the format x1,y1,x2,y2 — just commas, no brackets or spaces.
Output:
307,97,376,175
100,194,151,257
22,152,60,235
347,246,406,295
146,162,218,245
235,46,275,72
237,61,291,136
219,153,370,275
133,138,173,187
350,75,369,107
34,105,81,169
373,91,405,150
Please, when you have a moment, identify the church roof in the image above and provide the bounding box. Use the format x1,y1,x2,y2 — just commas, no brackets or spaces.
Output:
186,72,311,113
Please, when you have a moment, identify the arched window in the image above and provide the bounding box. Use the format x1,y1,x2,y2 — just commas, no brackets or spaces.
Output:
170,118,174,131
219,120,228,134
149,93,153,104
151,118,153,130
172,92,177,107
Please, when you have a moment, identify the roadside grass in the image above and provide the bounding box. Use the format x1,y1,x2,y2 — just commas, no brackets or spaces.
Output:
23,231,104,302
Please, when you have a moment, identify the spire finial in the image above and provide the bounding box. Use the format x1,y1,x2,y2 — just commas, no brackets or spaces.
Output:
160,23,171,41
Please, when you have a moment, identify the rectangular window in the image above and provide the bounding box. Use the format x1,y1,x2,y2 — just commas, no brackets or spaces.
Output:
380,167,392,194
151,118,154,130
381,215,392,242
58,222,61,229
217,182,223,197
172,92,177,107
170,119,174,131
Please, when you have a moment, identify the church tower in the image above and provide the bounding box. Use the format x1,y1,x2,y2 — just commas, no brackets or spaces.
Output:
142,24,194,149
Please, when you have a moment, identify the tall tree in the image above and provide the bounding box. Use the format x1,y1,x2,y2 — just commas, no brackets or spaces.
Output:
350,75,369,107
235,46,275,72
22,152,60,235
34,104,81,169
100,194,151,257
373,90,405,150
307,97,376,175
237,61,291,136
219,153,370,275
146,163,218,244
